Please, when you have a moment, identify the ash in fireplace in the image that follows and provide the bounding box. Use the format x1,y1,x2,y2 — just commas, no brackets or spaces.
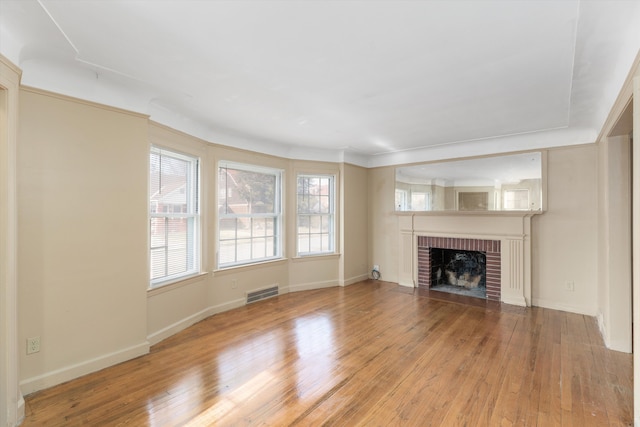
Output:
431,248,486,291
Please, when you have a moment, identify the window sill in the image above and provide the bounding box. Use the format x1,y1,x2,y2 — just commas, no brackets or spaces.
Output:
292,253,341,262
147,272,209,297
213,258,288,276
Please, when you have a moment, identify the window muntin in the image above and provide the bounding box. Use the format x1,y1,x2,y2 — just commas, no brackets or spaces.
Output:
149,147,200,286
218,162,283,268
297,174,335,256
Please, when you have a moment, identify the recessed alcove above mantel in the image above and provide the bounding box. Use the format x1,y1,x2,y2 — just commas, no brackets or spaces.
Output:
397,211,542,307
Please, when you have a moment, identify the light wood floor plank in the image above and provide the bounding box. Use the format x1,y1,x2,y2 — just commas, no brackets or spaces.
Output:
22,281,632,426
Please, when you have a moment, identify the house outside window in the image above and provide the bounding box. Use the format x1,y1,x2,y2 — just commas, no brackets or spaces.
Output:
149,146,200,287
218,161,283,267
297,174,335,256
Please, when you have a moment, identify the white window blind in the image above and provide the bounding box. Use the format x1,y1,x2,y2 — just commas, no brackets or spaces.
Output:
149,146,200,286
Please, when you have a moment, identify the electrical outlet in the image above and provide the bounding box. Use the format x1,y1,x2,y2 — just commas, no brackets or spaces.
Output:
373,264,380,272
564,281,575,291
27,336,40,354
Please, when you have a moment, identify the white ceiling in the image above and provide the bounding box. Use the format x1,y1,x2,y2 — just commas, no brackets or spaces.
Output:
1,0,639,167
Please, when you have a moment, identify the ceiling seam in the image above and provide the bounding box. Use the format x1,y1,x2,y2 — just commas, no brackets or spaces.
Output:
36,0,79,55
566,0,581,125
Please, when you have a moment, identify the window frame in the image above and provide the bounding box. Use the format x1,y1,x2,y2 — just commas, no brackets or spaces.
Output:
149,145,201,288
296,173,336,257
217,161,284,269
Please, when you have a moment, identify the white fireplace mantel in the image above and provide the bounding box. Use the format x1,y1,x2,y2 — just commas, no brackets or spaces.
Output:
397,212,541,307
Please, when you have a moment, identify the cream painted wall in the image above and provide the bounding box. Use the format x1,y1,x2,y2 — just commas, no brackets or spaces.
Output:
369,145,601,315
12,76,622,401
15,90,352,394
147,277,210,345
340,163,369,285
597,135,632,352
368,166,399,282
531,145,599,315
597,140,609,342
289,160,341,291
207,145,291,307
146,123,211,345
17,88,150,393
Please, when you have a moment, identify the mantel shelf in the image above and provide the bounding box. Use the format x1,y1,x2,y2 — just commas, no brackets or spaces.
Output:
394,210,544,218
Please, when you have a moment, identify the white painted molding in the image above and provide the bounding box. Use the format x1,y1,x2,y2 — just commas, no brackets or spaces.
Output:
608,338,633,354
340,274,370,287
501,239,526,307
597,312,607,345
593,312,631,354
0,53,22,427
147,307,217,346
405,214,533,306
20,342,150,395
291,279,339,292
209,298,246,316
531,298,597,317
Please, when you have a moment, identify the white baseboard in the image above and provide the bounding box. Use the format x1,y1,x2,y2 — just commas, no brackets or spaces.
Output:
147,306,217,346
20,281,369,397
595,312,632,353
340,274,369,287
289,279,338,292
532,298,596,316
20,341,150,395
596,312,608,345
607,338,633,353
597,312,606,335
208,297,246,315
17,393,24,426
148,297,247,347
502,295,527,307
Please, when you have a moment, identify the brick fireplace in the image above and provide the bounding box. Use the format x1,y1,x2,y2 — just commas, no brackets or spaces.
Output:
417,236,501,301
397,213,537,307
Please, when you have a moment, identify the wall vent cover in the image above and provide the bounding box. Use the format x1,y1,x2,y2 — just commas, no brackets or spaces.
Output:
246,285,279,304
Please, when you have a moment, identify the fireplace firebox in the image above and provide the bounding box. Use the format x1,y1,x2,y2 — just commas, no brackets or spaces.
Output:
429,248,486,299
417,236,501,301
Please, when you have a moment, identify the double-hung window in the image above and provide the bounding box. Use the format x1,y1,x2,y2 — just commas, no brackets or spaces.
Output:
297,174,335,256
218,161,283,268
149,146,200,287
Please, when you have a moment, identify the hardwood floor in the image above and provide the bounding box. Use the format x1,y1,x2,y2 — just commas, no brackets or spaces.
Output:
22,280,633,426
